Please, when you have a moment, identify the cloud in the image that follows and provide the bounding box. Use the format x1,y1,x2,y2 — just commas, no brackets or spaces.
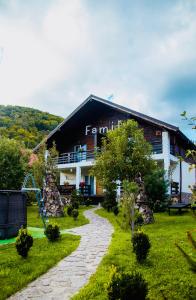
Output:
0,0,195,139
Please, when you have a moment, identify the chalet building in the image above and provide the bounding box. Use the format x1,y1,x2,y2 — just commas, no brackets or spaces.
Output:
35,95,195,202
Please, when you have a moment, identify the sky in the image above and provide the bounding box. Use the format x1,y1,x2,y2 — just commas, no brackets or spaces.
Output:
0,0,195,140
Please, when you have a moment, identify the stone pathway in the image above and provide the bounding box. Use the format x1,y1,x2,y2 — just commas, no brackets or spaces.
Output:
9,207,113,300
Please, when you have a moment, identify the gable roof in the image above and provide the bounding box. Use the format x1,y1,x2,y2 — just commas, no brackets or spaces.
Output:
34,94,194,151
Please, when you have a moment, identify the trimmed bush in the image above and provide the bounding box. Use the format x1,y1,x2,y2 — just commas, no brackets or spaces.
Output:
102,183,117,212
107,266,148,300
85,198,91,206
70,190,82,208
67,205,73,216
144,168,169,212
132,231,151,262
15,228,33,258
45,224,60,242
72,209,79,220
135,211,144,228
112,206,119,216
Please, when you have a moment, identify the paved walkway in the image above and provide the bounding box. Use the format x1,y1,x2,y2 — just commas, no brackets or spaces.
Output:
9,207,113,300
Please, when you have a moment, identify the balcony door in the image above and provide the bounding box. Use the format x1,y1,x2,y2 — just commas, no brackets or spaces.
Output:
74,144,87,161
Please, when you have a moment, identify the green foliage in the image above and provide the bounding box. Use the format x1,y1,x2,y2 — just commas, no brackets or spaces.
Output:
84,198,91,206
0,234,80,300
112,206,119,216
121,180,138,233
67,205,74,216
132,231,151,262
30,142,59,189
72,209,79,220
134,211,144,228
70,190,82,209
15,228,33,258
144,168,169,212
0,105,63,149
27,205,90,229
73,209,196,300
102,183,117,212
176,231,196,272
92,119,155,186
44,224,60,242
107,265,148,300
0,137,29,189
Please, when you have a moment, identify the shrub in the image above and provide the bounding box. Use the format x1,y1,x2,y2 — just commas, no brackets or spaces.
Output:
102,184,117,212
112,206,119,216
15,228,33,258
85,198,91,206
70,190,82,208
132,231,151,262
72,209,79,220
135,211,144,228
107,266,148,300
44,224,60,242
0,138,29,190
144,168,169,212
67,205,73,216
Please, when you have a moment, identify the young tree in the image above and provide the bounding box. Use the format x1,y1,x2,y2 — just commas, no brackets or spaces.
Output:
180,112,196,203
121,180,138,235
144,168,169,212
94,120,154,183
0,137,29,190
92,119,156,208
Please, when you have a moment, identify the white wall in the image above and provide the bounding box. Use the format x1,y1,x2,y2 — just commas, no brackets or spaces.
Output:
171,161,195,193
60,171,76,185
181,161,195,193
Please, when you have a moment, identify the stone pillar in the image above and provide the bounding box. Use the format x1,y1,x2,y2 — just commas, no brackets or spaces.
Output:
76,166,81,190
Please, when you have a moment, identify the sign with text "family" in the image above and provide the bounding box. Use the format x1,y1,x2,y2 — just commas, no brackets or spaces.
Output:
85,120,122,135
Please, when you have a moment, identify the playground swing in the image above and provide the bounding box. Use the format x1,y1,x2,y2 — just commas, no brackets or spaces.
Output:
21,173,48,228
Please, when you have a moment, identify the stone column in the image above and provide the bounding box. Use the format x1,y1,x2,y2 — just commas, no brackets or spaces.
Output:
76,166,81,190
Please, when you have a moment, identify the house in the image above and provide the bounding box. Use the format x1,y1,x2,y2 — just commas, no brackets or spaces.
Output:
35,94,195,201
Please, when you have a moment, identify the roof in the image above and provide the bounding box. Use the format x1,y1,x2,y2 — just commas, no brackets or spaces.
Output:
34,94,195,151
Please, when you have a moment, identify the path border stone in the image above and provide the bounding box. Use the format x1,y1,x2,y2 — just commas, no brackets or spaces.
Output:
9,207,113,300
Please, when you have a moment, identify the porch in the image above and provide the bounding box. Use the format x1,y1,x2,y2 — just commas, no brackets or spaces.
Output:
58,165,102,196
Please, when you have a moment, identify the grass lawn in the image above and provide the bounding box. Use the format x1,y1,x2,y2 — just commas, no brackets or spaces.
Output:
27,205,91,229
0,234,80,300
73,209,196,300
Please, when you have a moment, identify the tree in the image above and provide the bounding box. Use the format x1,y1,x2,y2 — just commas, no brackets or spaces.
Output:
0,137,29,190
93,120,155,184
144,168,169,212
180,111,196,203
92,119,156,207
121,180,138,235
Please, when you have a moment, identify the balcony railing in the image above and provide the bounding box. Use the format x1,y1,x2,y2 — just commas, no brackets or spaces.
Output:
56,149,97,165
55,142,163,165
152,143,162,154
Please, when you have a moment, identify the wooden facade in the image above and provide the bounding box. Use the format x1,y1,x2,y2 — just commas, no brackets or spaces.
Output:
35,95,195,200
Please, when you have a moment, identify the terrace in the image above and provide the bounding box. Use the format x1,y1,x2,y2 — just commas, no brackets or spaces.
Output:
56,149,97,165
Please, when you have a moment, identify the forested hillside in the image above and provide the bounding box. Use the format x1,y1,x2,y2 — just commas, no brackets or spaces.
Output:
0,105,63,148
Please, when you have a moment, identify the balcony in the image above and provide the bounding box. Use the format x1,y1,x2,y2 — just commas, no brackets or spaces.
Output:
56,149,97,165
152,143,162,154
